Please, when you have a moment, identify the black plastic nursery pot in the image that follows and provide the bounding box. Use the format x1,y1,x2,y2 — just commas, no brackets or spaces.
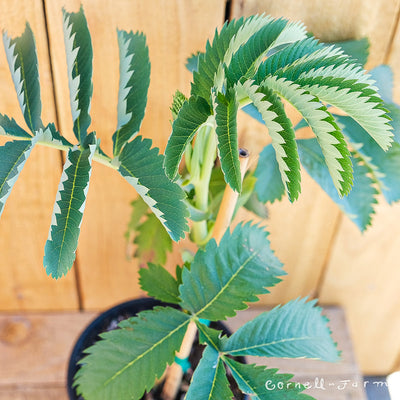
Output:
67,297,247,400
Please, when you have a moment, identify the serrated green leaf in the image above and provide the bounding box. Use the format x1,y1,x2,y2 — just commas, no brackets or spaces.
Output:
118,135,189,241
74,306,191,400
164,96,211,180
179,222,284,321
125,197,149,237
223,298,339,362
186,345,233,400
139,263,180,304
37,122,73,147
297,138,378,231
186,52,201,73
133,213,173,265
3,23,42,132
113,30,150,156
62,6,93,144
337,115,400,204
262,75,353,196
215,89,241,192
0,139,36,218
44,143,96,278
0,114,31,138
170,90,188,121
224,359,314,400
195,321,227,351
238,80,301,200
254,144,287,204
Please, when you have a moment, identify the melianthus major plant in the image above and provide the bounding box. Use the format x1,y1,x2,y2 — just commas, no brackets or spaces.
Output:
1,7,399,400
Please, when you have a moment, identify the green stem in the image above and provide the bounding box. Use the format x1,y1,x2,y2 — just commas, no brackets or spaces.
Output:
191,125,217,245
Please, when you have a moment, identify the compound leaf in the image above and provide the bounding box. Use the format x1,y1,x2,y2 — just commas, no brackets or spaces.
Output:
179,222,284,321
0,114,31,138
3,23,42,132
74,307,190,400
223,297,339,362
113,30,150,155
62,6,93,144
44,143,96,278
118,135,189,241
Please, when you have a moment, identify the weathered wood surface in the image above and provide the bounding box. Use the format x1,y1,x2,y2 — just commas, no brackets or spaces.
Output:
44,0,227,310
0,0,79,311
0,307,366,399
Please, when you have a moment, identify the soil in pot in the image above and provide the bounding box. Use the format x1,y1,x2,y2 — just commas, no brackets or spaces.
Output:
68,297,246,400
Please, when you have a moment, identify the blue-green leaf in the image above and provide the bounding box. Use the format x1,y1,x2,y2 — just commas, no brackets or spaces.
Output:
118,135,189,241
62,6,93,144
3,23,42,132
164,96,211,180
223,298,339,362
0,139,36,218
337,115,400,204
297,138,378,231
139,263,179,304
332,38,370,67
113,30,150,156
215,89,241,192
179,222,284,320
186,345,233,400
254,144,285,203
225,359,314,400
0,114,31,138
44,143,96,278
74,307,191,400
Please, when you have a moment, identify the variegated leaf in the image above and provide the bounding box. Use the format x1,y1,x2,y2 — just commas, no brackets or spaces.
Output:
0,138,36,218
118,135,189,242
113,30,150,155
62,6,93,144
238,80,301,200
44,142,96,278
262,75,353,196
0,114,31,138
3,23,42,133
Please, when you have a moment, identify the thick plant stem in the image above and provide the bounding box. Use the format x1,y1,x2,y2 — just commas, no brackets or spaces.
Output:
161,149,249,400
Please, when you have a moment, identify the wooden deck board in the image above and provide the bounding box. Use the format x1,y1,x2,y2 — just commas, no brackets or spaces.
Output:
0,307,367,399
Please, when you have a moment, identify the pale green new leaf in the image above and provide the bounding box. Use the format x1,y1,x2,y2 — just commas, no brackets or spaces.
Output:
164,96,211,180
215,89,241,192
0,114,31,138
225,359,314,400
238,80,301,200
133,213,173,265
118,135,189,241
113,30,150,155
44,142,96,278
262,75,353,196
179,222,284,320
139,263,179,304
185,345,233,400
3,23,42,132
0,139,36,218
223,298,339,361
74,307,191,400
63,6,93,144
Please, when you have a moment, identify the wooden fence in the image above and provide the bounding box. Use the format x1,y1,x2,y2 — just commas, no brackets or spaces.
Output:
0,0,399,375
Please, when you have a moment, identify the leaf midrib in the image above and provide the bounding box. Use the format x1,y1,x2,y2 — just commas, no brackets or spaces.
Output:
103,318,190,387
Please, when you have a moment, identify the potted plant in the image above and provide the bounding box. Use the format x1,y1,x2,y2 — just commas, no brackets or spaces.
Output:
0,6,399,400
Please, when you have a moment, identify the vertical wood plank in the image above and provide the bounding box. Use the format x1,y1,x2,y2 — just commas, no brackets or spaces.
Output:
0,0,79,310
44,0,226,309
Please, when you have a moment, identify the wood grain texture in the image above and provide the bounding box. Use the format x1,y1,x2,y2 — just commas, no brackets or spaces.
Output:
0,386,68,400
0,312,97,385
319,200,400,375
44,0,226,309
0,0,79,311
